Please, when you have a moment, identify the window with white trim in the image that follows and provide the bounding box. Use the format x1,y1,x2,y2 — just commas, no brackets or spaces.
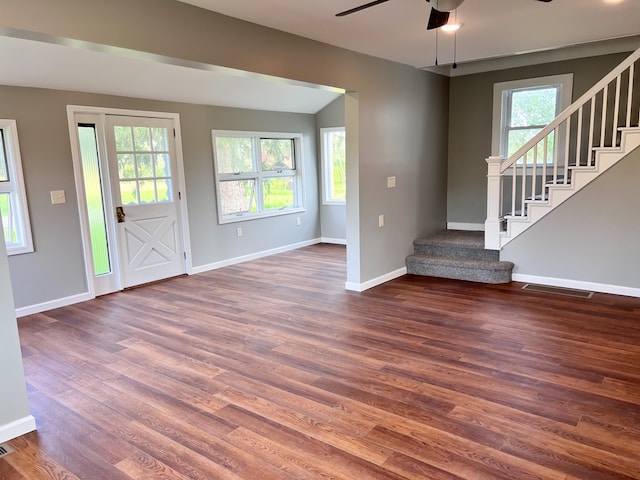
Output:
321,127,346,205
0,119,33,255
212,130,304,223
492,74,573,162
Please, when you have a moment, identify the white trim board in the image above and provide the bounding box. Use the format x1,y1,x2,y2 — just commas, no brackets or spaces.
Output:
447,223,485,231
345,267,407,292
191,239,323,275
0,416,36,444
320,237,347,245
512,274,640,299
16,291,93,318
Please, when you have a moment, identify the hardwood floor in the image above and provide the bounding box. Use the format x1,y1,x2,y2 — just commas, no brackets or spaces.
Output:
3,243,640,479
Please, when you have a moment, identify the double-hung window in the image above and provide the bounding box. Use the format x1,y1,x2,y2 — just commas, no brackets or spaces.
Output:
321,127,346,205
0,119,33,255
493,74,573,163
212,130,304,223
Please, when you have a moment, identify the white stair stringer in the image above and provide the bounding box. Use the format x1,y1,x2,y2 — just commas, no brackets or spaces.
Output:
500,127,640,247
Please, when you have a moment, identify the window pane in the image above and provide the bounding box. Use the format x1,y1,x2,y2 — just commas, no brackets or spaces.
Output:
328,130,346,202
508,128,542,157
263,177,294,210
0,130,8,182
114,126,133,151
215,137,254,174
136,154,154,178
261,138,294,171
0,192,17,245
118,154,136,179
78,126,111,276
510,87,558,127
219,180,256,215
120,180,139,205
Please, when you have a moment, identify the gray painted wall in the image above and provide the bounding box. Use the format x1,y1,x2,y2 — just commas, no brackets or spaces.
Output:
2,0,449,296
316,95,346,241
502,146,640,289
447,52,630,225
0,224,32,437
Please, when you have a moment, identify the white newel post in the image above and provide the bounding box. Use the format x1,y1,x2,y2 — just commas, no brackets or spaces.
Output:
485,156,504,250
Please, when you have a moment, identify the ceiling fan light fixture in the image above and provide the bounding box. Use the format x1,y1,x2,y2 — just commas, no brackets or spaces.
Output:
440,22,461,32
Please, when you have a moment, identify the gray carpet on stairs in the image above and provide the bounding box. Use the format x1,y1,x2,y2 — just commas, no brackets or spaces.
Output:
406,230,514,284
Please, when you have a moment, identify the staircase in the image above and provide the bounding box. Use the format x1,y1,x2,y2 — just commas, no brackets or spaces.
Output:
406,230,514,284
486,46,640,249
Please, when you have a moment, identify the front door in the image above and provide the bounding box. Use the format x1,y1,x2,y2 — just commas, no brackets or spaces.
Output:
104,116,185,289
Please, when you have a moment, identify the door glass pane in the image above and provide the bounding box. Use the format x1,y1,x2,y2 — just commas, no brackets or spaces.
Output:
263,177,294,210
78,125,111,276
155,154,171,177
136,154,154,178
114,126,133,151
114,125,173,205
215,137,254,174
219,179,256,215
117,154,136,179
120,180,139,205
139,180,156,204
0,130,9,182
133,127,151,151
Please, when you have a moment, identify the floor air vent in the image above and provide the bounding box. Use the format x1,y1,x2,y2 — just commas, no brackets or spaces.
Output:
522,284,593,299
0,443,14,459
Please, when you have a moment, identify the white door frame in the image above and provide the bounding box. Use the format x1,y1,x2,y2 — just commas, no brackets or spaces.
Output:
67,105,193,297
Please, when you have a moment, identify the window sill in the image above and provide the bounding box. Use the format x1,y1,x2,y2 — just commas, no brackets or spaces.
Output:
218,207,306,225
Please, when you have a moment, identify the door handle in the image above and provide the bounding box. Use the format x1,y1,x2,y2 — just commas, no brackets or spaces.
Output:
116,206,126,223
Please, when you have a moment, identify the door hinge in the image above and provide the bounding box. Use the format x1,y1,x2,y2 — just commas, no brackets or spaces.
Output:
178,191,182,200
173,128,176,137
183,252,187,260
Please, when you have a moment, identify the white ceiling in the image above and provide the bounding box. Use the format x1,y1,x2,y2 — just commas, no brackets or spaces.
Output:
178,0,640,68
0,34,342,114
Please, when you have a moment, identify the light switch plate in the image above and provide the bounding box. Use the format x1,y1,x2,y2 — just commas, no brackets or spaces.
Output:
50,190,66,205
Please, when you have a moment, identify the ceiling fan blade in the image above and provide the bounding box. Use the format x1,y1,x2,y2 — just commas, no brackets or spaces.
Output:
336,0,391,17
427,8,450,30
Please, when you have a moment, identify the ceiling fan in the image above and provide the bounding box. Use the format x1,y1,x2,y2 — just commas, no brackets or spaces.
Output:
337,0,553,30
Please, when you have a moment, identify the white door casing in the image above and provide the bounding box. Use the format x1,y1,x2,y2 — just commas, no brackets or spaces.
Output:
68,107,191,296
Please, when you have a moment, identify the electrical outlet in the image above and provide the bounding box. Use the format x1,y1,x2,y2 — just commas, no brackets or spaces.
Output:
378,214,384,228
387,176,396,188
50,190,66,205
236,227,243,237
296,217,302,226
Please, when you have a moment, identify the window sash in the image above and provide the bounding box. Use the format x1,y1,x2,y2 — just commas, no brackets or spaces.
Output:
321,127,346,205
212,130,303,223
0,119,33,255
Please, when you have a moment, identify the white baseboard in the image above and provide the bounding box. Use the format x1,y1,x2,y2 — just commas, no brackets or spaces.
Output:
512,274,640,298
320,237,347,245
16,292,93,318
0,415,36,444
447,222,485,231
191,239,323,275
345,267,407,292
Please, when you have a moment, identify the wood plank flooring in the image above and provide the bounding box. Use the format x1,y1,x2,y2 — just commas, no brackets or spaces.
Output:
3,243,640,479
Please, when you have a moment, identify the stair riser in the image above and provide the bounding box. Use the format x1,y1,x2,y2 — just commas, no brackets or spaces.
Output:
406,260,512,284
413,244,499,261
